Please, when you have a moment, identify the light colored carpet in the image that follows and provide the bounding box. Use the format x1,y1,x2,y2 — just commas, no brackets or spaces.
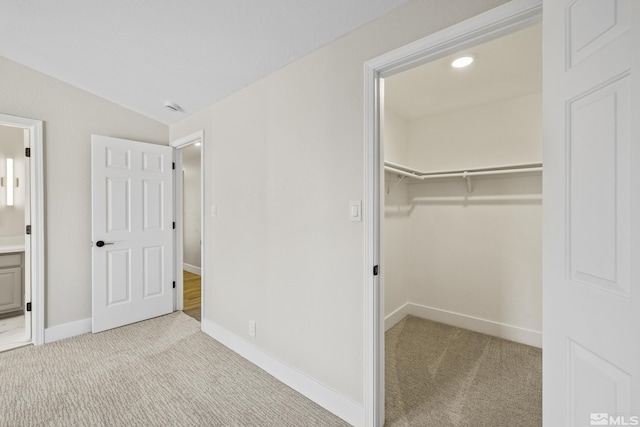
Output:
0,312,349,427
385,316,542,427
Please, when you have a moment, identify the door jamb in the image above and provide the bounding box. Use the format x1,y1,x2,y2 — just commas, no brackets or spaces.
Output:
0,113,45,346
363,1,542,425
170,131,205,322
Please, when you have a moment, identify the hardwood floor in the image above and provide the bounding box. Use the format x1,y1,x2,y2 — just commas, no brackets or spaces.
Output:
183,271,201,321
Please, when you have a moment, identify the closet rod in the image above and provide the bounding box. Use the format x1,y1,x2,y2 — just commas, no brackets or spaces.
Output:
384,161,543,180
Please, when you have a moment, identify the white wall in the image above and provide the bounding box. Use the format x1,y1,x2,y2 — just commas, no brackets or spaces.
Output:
383,109,409,165
183,155,201,269
171,0,508,407
384,93,543,341
0,56,168,328
406,93,542,171
405,175,542,333
0,124,25,236
383,110,410,317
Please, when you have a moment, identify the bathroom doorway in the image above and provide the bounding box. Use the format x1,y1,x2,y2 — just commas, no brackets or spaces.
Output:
0,124,29,350
0,113,43,352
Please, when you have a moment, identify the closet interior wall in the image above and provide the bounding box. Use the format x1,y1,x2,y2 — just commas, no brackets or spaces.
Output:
384,93,542,346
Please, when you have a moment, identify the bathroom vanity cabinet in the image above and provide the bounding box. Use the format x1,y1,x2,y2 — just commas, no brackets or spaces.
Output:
0,237,25,317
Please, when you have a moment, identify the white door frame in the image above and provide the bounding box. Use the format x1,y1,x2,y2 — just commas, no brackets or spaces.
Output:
170,131,205,322
0,113,45,346
363,1,542,425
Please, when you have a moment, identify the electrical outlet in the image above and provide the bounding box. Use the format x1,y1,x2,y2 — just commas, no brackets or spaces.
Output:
249,320,256,337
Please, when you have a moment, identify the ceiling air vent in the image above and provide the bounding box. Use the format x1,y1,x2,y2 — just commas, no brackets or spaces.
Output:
164,101,182,112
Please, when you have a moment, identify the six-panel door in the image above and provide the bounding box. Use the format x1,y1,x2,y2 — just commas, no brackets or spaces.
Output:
91,135,174,333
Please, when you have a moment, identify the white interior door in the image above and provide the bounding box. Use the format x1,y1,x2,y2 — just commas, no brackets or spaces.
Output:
91,135,174,333
544,1,639,425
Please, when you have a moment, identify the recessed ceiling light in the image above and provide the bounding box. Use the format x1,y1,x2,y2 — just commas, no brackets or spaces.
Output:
195,142,201,147
451,55,475,68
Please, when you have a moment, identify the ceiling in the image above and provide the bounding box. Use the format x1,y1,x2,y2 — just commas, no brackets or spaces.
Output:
385,23,542,120
0,0,408,125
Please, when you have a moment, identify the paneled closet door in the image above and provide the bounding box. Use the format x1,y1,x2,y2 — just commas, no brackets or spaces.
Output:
543,1,639,426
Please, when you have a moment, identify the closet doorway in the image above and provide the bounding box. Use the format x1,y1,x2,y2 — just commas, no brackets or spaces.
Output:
171,131,204,323
381,22,542,426
367,0,640,424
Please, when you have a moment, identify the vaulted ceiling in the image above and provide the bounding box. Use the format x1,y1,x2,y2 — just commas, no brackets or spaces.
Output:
0,0,408,124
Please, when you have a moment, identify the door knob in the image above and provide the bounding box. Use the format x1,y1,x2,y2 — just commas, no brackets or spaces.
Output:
95,241,114,247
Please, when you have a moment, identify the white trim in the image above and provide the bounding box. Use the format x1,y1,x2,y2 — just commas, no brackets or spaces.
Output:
182,263,201,276
385,303,542,348
170,131,205,323
0,113,45,347
44,317,92,343
363,40,384,427
202,318,365,427
169,131,204,148
365,0,542,78
383,303,409,332
364,1,543,425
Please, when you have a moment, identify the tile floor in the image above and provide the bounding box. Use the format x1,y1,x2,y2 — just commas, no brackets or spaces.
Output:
0,315,26,344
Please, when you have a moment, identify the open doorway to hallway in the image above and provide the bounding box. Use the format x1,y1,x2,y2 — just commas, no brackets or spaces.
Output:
180,142,202,321
171,131,205,324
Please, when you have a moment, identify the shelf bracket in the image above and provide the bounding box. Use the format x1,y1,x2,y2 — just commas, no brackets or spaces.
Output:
387,175,406,195
463,171,472,194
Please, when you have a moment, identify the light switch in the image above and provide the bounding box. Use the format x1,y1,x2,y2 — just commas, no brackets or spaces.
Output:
350,201,362,222
211,205,217,218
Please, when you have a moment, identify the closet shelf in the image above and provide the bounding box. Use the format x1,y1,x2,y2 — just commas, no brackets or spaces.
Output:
384,160,543,194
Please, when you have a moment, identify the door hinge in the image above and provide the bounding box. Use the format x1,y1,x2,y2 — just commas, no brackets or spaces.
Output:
373,265,379,276
25,147,31,157
172,222,175,229
26,225,31,235
173,281,176,289
26,302,32,312
172,162,175,170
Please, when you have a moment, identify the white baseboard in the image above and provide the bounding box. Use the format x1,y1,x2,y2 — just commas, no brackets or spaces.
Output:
384,303,410,332
385,302,542,348
183,263,201,275
44,317,92,343
201,319,364,427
